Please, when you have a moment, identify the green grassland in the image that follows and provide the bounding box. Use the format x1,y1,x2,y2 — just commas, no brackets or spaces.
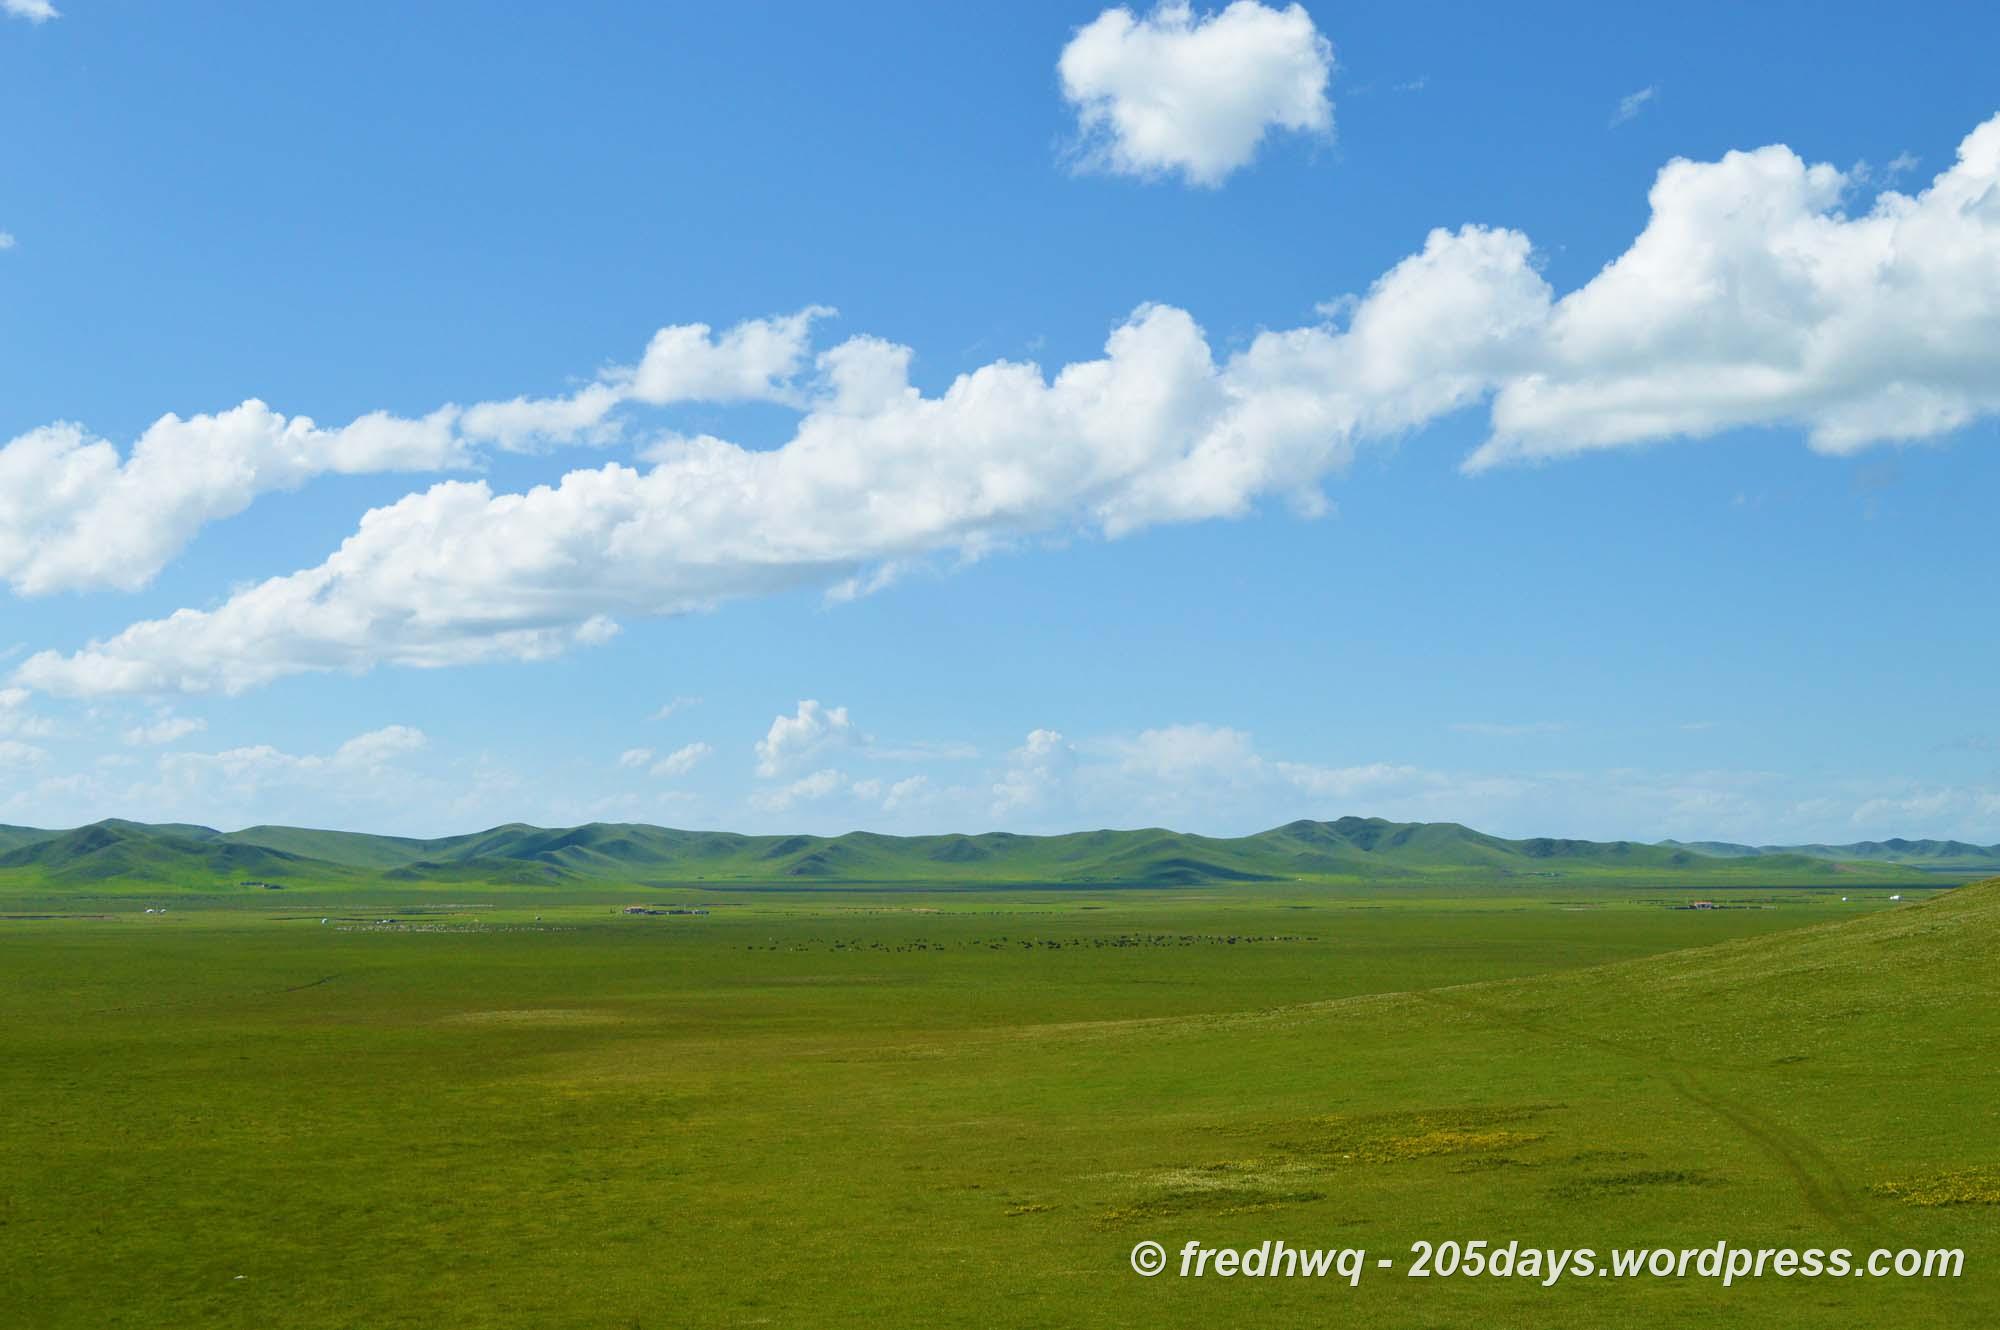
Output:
1,869,1992,1328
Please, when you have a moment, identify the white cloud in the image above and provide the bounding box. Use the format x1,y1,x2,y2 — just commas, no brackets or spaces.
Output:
750,767,846,813
962,721,2000,844
1059,1,1333,186
1471,113,2000,468
629,307,832,406
331,724,428,769
992,728,1077,815
15,229,1545,697
0,403,466,595
1091,722,1432,822
457,383,626,452
0,686,53,739
2,0,57,22
0,738,46,767
17,113,2000,698
618,741,710,778
882,774,929,812
458,308,830,450
1850,785,2000,835
1108,722,1264,784
152,725,425,785
122,715,205,746
975,720,1433,829
0,311,829,596
649,695,701,721
651,741,712,778
109,725,433,827
0,232,16,250
1610,85,1657,127
1273,760,1431,801
849,774,930,812
755,701,856,778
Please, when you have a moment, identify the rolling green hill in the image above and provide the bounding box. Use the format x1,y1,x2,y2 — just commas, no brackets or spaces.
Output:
0,814,1942,889
1663,835,2000,873
0,820,363,886
0,824,61,854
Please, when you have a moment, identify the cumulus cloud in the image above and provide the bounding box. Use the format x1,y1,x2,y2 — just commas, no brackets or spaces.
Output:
651,741,712,778
971,720,1434,829
2,0,57,22
331,724,428,769
1106,722,1265,785
122,715,205,746
850,774,930,812
1471,114,2000,467
457,308,830,449
1272,759,1432,801
152,725,424,786
882,775,929,812
629,307,832,406
747,768,929,817
0,403,465,596
750,767,846,813
964,721,2000,843
1059,1,1333,186
111,725,433,826
16,229,1547,697
620,741,710,777
457,383,627,453
1092,722,1432,822
16,112,2000,697
755,701,857,778
992,728,1078,815
0,738,46,767
0,686,54,739
0,310,829,595
1850,784,2000,834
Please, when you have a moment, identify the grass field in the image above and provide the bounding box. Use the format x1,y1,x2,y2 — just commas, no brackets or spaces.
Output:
1,876,1993,1327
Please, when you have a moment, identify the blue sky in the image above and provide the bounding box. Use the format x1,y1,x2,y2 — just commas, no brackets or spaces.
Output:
1,0,1995,842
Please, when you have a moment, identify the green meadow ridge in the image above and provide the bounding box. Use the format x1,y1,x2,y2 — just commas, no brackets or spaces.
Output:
1658,836,2000,872
0,814,1960,888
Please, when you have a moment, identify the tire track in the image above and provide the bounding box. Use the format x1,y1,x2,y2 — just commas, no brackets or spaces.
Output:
1659,1067,1869,1227
1413,988,1875,1231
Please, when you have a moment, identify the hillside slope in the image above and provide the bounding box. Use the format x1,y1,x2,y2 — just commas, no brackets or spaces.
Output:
1663,836,2000,872
0,815,1943,888
0,822,358,886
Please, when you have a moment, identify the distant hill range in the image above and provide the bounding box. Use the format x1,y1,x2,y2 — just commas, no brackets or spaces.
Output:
1657,837,2000,873
0,815,1977,889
